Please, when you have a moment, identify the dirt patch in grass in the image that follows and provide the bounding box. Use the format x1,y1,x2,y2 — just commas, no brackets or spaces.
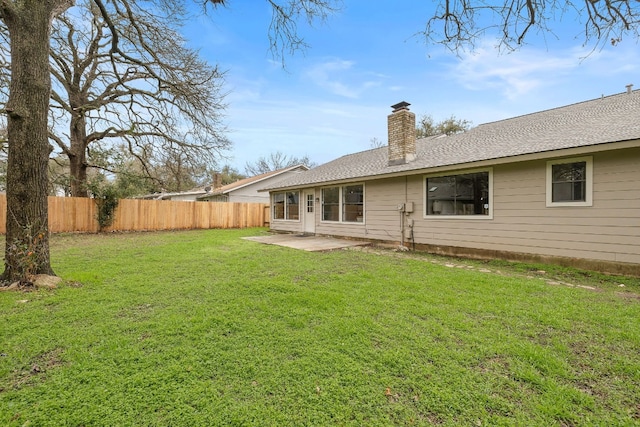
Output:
3,348,66,392
615,291,640,301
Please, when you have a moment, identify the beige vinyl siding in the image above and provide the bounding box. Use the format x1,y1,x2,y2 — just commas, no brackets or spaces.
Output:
270,190,303,233
270,186,314,234
356,177,405,241
270,219,303,233
226,183,270,203
314,222,368,239
408,147,639,264
313,176,422,242
269,146,639,265
314,183,375,239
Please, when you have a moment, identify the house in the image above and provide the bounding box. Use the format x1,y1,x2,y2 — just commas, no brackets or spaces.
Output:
136,165,308,203
137,187,211,202
133,186,211,202
264,90,640,275
197,165,309,203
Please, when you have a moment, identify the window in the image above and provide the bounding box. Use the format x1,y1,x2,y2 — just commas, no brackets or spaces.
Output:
272,191,300,220
272,193,285,220
322,184,365,223
425,170,491,217
546,157,593,207
322,187,339,221
343,185,364,222
306,194,314,213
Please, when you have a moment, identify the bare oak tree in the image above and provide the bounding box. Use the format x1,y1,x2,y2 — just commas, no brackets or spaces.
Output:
423,0,640,52
245,151,315,176
0,0,70,283
0,0,337,284
46,1,229,197
0,0,638,284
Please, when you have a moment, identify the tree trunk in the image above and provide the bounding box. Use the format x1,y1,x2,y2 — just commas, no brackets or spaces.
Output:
1,1,71,283
69,114,89,197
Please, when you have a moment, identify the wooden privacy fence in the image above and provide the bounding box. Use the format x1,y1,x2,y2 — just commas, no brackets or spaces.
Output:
0,195,268,233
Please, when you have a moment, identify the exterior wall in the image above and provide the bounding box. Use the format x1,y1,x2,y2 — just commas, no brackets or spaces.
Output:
270,177,413,240
270,206,304,233
269,219,302,233
269,185,305,234
229,169,308,203
315,176,407,241
203,194,229,202
227,189,269,203
166,193,202,202
270,147,640,269
407,148,639,266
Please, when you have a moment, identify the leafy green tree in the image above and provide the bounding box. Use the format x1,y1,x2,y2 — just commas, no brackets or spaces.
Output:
416,114,471,138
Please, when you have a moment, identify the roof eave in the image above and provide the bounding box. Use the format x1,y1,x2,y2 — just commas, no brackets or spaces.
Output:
265,139,640,192
225,164,310,194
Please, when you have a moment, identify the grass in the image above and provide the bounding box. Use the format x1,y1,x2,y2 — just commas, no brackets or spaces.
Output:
0,228,639,426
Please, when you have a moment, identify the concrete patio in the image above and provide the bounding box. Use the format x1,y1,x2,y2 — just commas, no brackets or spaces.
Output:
242,234,370,252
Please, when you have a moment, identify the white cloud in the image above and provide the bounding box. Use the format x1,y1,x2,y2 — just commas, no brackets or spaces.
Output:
578,45,640,77
449,44,580,99
447,41,640,100
304,59,385,99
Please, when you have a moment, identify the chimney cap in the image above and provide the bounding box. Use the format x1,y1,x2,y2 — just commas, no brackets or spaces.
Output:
391,101,411,112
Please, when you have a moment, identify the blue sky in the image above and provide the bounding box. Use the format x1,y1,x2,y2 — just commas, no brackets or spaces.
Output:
183,1,639,173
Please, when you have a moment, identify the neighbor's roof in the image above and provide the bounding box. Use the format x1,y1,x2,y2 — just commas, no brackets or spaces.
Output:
197,164,309,199
266,90,640,191
137,188,209,200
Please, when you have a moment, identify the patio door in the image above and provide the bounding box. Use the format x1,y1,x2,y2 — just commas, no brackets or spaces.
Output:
303,190,316,234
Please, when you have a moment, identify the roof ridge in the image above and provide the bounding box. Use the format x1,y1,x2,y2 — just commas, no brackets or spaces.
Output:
262,90,640,192
478,89,639,128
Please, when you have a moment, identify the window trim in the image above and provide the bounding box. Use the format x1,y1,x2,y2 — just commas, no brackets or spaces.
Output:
422,168,493,220
320,183,365,224
271,190,301,221
546,156,593,207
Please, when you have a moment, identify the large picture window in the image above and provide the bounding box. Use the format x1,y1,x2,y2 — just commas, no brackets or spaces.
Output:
272,191,300,220
546,157,593,207
426,170,490,216
322,184,364,222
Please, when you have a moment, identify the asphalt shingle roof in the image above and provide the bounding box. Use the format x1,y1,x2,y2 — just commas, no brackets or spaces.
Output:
266,90,640,190
206,164,307,196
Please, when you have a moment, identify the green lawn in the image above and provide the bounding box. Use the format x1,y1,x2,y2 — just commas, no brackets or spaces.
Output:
1,229,639,426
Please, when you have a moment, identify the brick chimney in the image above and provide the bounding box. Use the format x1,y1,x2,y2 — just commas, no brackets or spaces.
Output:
387,101,416,166
212,172,222,189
